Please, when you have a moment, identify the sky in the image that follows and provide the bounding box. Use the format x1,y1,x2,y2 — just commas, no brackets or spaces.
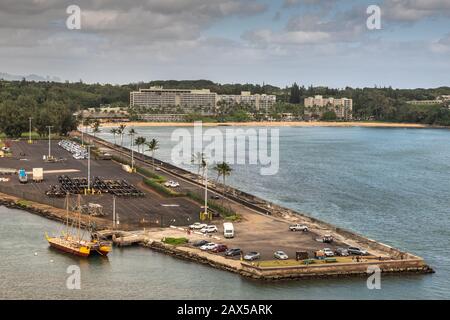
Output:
0,0,449,88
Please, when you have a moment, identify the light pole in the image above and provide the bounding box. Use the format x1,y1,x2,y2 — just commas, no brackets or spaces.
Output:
204,165,208,220
46,126,53,159
87,145,91,194
130,132,135,172
28,117,33,144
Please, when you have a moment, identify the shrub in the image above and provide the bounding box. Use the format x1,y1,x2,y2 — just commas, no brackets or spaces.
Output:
143,178,181,197
186,191,236,217
136,166,166,182
162,237,188,245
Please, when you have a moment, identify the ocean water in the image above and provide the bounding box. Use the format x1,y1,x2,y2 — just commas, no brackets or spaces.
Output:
1,126,449,299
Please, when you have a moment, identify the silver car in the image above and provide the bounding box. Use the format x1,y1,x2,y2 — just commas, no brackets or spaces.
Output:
244,252,261,261
274,251,289,260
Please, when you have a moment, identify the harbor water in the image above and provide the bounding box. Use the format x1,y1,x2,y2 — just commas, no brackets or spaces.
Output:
1,126,449,299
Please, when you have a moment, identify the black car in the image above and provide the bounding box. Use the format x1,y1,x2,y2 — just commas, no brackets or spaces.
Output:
193,240,209,247
347,247,368,256
335,248,349,256
225,248,242,257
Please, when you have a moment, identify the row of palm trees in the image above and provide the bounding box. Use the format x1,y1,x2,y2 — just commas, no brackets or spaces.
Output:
191,152,232,197
109,126,233,197
109,125,160,168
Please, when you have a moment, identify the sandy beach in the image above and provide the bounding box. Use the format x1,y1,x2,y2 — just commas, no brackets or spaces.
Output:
99,121,436,129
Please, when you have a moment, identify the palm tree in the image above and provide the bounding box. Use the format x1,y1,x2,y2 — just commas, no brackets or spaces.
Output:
135,136,146,153
145,138,159,170
191,152,206,177
83,118,92,135
117,124,126,147
214,162,232,199
110,128,118,145
128,127,136,148
91,120,101,138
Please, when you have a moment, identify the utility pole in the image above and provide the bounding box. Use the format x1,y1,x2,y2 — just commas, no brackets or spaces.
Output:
87,145,91,194
130,132,135,172
204,165,208,220
28,117,33,144
112,196,116,229
46,126,53,159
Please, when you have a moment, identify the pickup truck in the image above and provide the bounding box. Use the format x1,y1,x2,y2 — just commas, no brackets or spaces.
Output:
289,224,308,232
18,169,28,184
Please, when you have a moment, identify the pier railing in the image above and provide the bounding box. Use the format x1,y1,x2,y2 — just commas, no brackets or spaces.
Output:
0,183,66,210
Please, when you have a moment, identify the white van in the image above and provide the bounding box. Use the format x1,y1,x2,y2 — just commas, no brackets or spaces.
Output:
223,222,234,239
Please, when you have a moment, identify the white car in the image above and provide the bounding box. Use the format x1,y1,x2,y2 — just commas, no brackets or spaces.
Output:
200,243,217,251
274,251,289,260
164,180,180,188
323,248,334,257
189,222,208,230
289,224,309,232
201,225,218,234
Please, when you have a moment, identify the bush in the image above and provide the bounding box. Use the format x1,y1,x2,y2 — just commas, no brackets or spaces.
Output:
136,166,166,182
186,191,236,217
162,237,188,245
143,178,181,197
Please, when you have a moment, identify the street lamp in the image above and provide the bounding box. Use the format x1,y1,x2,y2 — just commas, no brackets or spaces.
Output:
28,117,33,144
46,126,53,159
130,132,135,172
87,145,91,194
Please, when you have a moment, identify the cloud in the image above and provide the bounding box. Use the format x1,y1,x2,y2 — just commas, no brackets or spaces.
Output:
243,5,368,49
382,0,450,23
282,0,338,8
430,33,450,53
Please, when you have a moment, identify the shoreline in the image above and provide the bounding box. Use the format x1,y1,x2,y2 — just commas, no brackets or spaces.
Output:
0,134,434,281
98,121,442,129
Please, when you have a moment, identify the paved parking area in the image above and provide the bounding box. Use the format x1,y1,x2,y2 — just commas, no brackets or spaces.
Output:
1,139,371,261
1,140,201,229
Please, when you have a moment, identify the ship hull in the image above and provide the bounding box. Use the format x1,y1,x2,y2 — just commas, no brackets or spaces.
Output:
47,239,90,257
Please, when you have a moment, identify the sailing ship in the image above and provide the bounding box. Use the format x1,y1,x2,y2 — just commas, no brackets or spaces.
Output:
45,194,112,257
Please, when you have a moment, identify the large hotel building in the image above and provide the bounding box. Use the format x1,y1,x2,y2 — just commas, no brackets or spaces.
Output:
304,95,353,120
130,87,276,112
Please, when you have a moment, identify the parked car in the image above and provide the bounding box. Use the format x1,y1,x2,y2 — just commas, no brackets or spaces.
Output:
323,248,334,257
200,243,217,251
210,195,221,200
335,248,349,256
289,224,308,232
193,240,209,247
347,247,368,256
243,252,261,261
223,222,234,238
18,168,28,184
225,248,242,257
201,225,218,234
189,222,208,230
322,234,334,243
274,251,289,260
212,244,228,253
164,180,180,188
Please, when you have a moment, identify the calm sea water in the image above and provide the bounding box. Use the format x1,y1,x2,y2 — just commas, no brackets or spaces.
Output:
1,126,449,299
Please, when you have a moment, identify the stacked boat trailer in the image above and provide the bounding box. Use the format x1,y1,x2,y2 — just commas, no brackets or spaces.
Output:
46,175,145,198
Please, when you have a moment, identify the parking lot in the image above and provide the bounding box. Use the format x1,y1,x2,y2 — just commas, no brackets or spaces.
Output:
1,139,378,261
0,140,201,229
